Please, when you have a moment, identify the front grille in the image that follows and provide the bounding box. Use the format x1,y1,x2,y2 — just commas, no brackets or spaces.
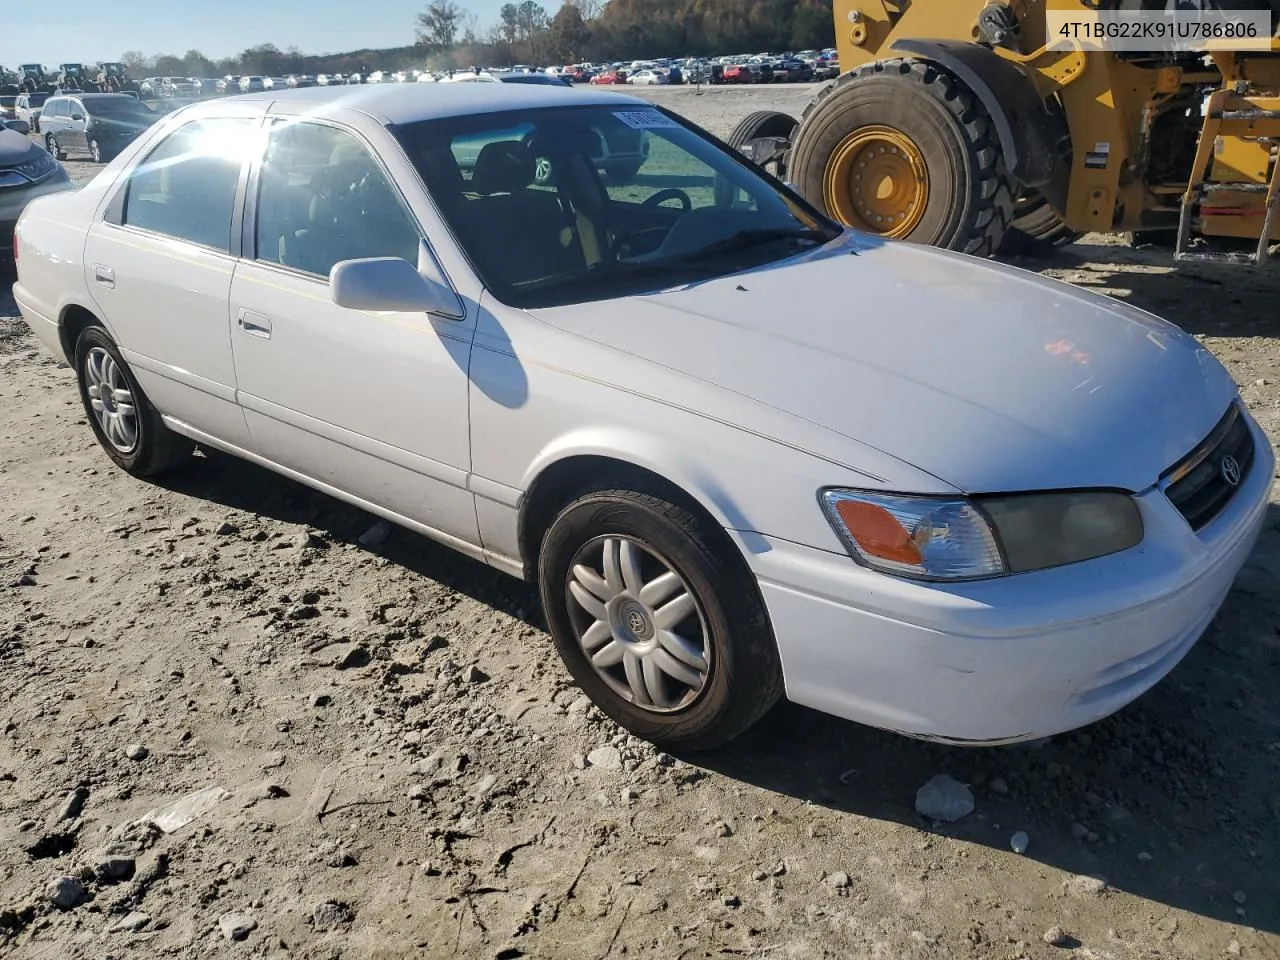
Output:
1162,402,1254,531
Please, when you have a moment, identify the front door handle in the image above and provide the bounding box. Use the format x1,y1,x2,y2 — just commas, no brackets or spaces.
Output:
237,309,272,339
93,264,114,288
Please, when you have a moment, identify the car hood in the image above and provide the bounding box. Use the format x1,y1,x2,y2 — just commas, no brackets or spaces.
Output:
529,235,1238,494
0,127,34,163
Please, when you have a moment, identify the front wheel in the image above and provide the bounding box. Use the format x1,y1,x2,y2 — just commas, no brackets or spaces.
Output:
74,325,194,477
538,482,784,750
45,134,64,160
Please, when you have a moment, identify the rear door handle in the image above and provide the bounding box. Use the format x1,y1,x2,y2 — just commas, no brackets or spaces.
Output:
237,309,272,339
93,264,114,288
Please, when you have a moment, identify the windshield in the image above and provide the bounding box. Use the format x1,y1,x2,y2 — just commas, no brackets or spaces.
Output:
0,97,15,107
27,94,48,106
90,98,155,119
394,104,839,308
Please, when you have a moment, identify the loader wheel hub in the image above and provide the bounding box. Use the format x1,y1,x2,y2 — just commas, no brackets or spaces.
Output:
824,126,928,237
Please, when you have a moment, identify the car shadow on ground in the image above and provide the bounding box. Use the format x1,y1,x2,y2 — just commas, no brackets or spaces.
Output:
156,448,1280,935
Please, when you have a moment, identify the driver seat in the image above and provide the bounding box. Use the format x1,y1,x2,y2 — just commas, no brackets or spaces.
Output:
463,140,585,285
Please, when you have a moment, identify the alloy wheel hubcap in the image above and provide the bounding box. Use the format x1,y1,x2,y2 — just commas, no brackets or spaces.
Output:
566,536,711,713
85,347,138,453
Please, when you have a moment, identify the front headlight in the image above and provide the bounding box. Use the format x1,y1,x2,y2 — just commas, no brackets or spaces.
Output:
5,149,58,184
819,488,1143,581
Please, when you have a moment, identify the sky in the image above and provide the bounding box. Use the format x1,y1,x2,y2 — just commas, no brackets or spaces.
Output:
6,1,516,67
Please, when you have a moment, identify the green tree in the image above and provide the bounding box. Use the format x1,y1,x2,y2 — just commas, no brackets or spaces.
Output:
548,4,590,62
498,3,520,45
182,49,215,77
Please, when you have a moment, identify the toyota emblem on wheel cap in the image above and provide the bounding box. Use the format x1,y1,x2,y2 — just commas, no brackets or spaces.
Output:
1220,455,1241,487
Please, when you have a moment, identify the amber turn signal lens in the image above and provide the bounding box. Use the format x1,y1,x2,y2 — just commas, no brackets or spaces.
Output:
832,499,923,565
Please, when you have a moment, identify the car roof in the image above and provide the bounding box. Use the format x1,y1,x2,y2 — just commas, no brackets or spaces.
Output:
223,81,644,124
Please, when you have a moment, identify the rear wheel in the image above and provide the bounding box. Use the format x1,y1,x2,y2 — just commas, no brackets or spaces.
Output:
789,58,1015,257
89,138,107,163
726,110,798,181
45,134,64,160
1000,193,1081,255
74,325,194,477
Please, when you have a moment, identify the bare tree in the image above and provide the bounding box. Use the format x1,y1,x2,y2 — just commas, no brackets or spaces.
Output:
417,0,464,48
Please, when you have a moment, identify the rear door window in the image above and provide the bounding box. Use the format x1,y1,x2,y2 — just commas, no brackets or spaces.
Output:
122,118,257,252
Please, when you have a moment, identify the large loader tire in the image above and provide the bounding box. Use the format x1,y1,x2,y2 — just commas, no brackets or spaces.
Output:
1000,193,1081,255
726,110,798,180
789,58,1015,257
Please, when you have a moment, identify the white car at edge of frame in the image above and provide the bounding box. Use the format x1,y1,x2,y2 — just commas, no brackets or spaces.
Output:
11,83,1273,750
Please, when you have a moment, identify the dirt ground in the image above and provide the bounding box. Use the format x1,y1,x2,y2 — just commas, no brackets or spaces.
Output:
3,84,1280,960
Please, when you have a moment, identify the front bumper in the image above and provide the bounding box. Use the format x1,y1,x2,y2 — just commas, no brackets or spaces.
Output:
750,413,1274,744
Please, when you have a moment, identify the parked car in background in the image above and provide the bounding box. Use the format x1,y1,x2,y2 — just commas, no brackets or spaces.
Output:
15,93,48,131
722,64,751,84
240,76,266,92
774,58,814,83
287,75,318,88
217,76,242,94
191,79,222,97
39,93,158,163
152,98,201,115
813,58,840,80
0,96,17,121
39,92,158,165
13,83,1272,752
159,78,197,98
590,70,628,85
628,70,668,86
1,123,73,254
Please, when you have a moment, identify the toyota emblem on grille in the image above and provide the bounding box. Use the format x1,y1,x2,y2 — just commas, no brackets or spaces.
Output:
1220,455,1242,487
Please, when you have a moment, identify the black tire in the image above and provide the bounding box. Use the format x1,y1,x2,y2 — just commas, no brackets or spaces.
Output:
1000,193,1081,255
45,133,64,161
604,161,642,184
74,325,194,477
789,58,1015,257
726,110,798,180
538,481,784,751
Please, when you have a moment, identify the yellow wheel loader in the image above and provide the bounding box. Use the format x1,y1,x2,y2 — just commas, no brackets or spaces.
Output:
729,0,1280,264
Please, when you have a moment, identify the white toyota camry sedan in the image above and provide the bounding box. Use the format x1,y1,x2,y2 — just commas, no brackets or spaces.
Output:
12,84,1272,750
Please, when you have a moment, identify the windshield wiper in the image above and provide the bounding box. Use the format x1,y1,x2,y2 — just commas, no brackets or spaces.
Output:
677,227,837,263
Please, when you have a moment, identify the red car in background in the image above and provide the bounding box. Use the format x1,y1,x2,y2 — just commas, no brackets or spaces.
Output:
590,70,629,85
722,64,752,84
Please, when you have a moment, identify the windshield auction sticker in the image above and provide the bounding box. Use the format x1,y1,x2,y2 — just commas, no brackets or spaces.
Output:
613,111,681,130
1046,4,1272,51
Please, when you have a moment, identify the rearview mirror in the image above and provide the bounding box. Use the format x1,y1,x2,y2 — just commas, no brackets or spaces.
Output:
330,257,465,317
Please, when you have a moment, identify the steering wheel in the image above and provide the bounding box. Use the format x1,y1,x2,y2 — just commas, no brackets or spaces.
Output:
613,188,694,255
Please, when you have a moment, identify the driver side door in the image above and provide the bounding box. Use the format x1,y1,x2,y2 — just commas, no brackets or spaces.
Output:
229,116,480,547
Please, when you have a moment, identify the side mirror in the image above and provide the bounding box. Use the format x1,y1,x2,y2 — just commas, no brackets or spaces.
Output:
70,112,84,121
3,119,30,134
330,257,464,318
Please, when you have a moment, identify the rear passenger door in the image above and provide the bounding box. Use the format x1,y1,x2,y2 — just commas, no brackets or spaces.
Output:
82,114,260,448
228,116,480,547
